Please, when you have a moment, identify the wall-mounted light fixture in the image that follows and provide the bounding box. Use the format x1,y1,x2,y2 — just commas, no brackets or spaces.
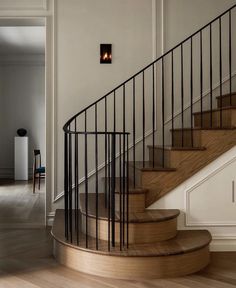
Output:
100,44,112,64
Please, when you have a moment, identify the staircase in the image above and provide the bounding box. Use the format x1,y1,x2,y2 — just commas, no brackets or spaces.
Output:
52,4,236,279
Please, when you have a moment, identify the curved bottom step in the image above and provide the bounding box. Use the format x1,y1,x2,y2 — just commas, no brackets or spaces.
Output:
52,210,211,279
53,240,210,279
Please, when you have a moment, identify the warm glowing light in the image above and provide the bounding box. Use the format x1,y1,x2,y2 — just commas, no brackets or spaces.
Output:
100,44,112,64
103,52,108,60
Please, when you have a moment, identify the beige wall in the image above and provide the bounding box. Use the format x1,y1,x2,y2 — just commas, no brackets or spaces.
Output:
54,0,155,204
163,0,236,51
157,0,236,146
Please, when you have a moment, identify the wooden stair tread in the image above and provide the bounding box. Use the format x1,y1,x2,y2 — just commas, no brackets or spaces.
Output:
216,92,236,99
52,210,211,257
147,145,206,151
101,177,147,194
129,161,176,172
193,105,236,115
80,193,180,223
171,127,236,131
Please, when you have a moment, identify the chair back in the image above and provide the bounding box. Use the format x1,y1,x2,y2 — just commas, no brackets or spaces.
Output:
33,149,42,170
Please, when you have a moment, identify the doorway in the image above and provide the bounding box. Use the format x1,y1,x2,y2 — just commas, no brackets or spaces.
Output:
0,18,46,228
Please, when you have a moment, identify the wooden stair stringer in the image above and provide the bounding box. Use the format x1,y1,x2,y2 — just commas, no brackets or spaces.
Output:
144,129,236,207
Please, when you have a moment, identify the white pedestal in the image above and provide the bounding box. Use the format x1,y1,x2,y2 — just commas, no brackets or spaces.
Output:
14,136,28,180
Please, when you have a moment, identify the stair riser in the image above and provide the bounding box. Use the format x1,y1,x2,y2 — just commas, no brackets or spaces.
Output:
171,130,202,148
129,165,142,186
81,214,178,244
148,148,204,168
217,94,236,108
148,147,171,167
115,193,145,213
194,109,236,128
54,241,210,279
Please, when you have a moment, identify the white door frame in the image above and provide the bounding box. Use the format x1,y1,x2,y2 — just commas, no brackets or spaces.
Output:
0,15,54,227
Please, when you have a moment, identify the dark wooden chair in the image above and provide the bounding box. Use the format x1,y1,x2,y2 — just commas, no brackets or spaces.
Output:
33,150,45,193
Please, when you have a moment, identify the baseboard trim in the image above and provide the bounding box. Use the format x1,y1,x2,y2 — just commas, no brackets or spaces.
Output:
47,211,55,226
0,168,33,179
210,237,236,251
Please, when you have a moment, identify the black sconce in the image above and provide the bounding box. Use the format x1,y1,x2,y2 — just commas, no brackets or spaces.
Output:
100,44,112,64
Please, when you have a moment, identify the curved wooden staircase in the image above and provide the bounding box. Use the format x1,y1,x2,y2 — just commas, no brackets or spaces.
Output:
52,4,236,280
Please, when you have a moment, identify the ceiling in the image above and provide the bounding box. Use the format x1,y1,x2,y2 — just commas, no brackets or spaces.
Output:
0,26,45,55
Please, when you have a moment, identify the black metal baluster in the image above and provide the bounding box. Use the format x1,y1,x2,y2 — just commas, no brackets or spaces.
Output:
229,10,232,106
108,134,111,251
210,24,213,128
114,91,116,132
111,134,116,247
181,44,184,147
142,71,145,168
64,132,68,240
68,131,72,243
122,133,126,246
84,111,88,248
190,37,194,146
74,119,79,245
119,134,122,251
152,64,155,167
200,30,203,128
133,78,136,186
105,97,108,208
126,134,129,249
74,120,77,231
171,51,174,147
122,86,126,246
162,58,165,167
95,104,98,250
219,17,223,128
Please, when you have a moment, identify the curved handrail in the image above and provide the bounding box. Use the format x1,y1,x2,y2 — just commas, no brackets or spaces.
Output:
63,3,236,134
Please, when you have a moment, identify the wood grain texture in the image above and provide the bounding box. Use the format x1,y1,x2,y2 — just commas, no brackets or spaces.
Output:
81,212,178,243
0,179,45,228
144,129,236,206
149,146,206,168
194,107,236,128
52,210,211,279
52,210,210,257
115,193,145,213
80,193,179,223
0,228,233,287
217,92,236,108
54,240,210,279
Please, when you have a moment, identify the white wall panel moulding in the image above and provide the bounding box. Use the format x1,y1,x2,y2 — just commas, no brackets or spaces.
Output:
0,0,47,10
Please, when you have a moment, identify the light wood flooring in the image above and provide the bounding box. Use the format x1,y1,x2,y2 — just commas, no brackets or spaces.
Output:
0,180,45,228
0,228,235,287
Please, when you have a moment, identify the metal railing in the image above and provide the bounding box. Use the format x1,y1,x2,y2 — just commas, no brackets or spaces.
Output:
63,4,236,251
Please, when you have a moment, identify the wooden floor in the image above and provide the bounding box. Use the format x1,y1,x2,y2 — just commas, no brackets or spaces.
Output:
0,228,235,287
0,180,45,228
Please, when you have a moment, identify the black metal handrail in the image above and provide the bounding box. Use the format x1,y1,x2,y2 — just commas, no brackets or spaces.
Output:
63,4,236,251
63,3,236,134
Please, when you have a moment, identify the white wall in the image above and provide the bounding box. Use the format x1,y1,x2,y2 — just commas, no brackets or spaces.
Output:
0,55,45,178
149,146,236,251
